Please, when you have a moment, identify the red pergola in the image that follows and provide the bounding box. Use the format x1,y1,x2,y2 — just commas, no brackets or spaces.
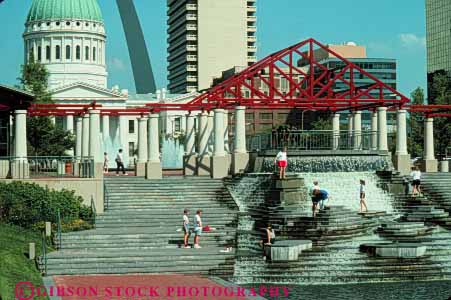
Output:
27,38,451,117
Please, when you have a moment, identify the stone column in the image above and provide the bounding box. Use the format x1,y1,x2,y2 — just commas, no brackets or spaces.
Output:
232,106,249,174
224,110,231,170
422,117,438,172
197,111,211,176
211,109,228,178
353,111,362,150
371,111,378,151
102,115,110,142
75,117,83,160
377,107,388,151
81,114,90,158
65,115,74,156
89,109,103,178
183,112,197,176
207,111,214,154
12,110,29,179
347,113,354,149
146,113,162,179
332,113,340,150
394,109,410,174
136,116,148,176
118,116,129,168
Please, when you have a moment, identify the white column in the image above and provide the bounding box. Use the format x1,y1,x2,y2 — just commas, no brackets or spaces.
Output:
185,113,196,155
377,107,388,151
347,113,354,148
332,113,340,150
81,114,90,158
65,115,74,156
102,115,110,141
75,117,82,159
137,117,148,162
198,111,209,155
353,111,362,150
213,109,225,157
223,110,230,153
234,106,247,153
424,117,435,160
14,110,27,159
118,116,129,166
147,113,160,163
207,111,214,154
396,109,408,155
371,111,378,150
89,110,101,163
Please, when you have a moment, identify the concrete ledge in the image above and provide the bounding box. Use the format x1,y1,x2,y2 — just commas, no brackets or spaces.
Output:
231,152,249,174
196,155,211,176
394,154,411,175
211,155,228,179
135,162,146,177
421,159,438,173
183,154,197,176
146,161,162,179
360,242,427,258
266,240,312,261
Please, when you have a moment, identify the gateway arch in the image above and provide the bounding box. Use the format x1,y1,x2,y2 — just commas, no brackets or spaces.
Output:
117,0,157,94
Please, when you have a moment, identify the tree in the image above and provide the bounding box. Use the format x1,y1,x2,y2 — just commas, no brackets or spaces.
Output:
429,72,451,158
408,87,425,157
18,58,75,156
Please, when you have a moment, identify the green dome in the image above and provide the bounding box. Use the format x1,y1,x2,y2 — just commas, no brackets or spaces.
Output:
27,0,103,23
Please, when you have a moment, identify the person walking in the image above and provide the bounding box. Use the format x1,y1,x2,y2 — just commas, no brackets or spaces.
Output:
359,179,368,213
182,209,191,248
115,149,127,176
310,181,321,217
274,146,288,179
193,209,203,249
103,152,109,174
410,166,422,197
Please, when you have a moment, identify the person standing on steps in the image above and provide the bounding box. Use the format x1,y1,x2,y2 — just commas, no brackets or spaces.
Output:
359,179,368,213
182,209,191,248
115,149,127,176
103,152,109,174
274,146,288,179
193,209,203,249
410,166,422,197
310,181,321,217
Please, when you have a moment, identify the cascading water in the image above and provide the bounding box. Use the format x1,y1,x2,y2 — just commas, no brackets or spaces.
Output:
227,155,451,288
161,138,184,169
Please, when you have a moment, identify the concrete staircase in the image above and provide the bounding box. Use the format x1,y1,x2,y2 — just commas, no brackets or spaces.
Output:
45,177,239,276
421,173,451,215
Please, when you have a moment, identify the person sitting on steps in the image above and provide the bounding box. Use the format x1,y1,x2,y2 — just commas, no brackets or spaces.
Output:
259,223,276,259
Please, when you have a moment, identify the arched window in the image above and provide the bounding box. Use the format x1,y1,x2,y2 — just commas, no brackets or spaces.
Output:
93,47,96,61
46,45,51,60
66,45,71,60
85,46,89,60
37,46,42,61
55,45,61,60
76,45,81,60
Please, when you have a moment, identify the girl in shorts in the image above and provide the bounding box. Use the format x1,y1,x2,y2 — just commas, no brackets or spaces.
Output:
274,146,288,179
359,179,368,213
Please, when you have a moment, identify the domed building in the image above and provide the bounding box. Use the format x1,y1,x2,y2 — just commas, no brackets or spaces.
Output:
24,0,107,89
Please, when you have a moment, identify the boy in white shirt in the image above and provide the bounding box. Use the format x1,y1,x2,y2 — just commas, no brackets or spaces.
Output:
410,166,422,196
274,146,288,179
193,210,203,249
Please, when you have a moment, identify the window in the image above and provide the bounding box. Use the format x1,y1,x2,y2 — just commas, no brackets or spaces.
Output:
37,46,42,61
174,117,181,132
55,45,60,59
46,46,51,60
93,47,96,61
66,45,71,59
278,113,289,120
129,142,135,157
85,46,89,60
128,120,135,133
245,113,254,120
260,113,273,120
76,46,81,60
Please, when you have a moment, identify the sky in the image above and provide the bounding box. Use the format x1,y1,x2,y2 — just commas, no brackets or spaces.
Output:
0,0,427,97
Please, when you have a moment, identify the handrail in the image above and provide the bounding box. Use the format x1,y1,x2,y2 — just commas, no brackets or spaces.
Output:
41,231,47,275
91,195,96,228
56,209,62,250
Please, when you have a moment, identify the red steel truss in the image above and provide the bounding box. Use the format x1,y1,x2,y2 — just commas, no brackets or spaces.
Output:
25,38,451,117
147,38,410,111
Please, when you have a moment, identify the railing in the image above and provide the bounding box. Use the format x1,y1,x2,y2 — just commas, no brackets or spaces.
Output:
56,208,62,249
91,195,96,228
247,130,377,151
41,231,47,275
0,156,94,178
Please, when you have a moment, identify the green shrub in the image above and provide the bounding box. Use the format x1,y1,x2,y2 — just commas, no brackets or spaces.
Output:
0,181,91,230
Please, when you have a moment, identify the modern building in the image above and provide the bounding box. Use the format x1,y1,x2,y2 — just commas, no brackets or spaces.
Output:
167,0,257,94
426,0,451,99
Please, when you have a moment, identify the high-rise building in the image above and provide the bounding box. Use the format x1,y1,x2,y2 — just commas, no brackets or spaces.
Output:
167,0,257,94
426,0,451,97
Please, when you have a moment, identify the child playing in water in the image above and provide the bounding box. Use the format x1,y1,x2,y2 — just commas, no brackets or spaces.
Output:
359,179,368,213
